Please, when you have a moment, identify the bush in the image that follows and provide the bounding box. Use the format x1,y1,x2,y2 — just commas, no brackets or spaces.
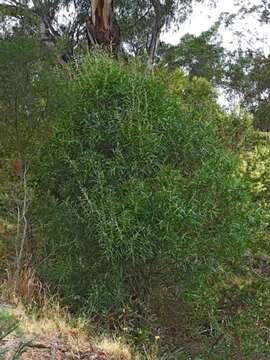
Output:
34,56,253,312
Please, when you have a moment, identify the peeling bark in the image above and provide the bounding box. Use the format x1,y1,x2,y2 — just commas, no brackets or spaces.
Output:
86,0,120,54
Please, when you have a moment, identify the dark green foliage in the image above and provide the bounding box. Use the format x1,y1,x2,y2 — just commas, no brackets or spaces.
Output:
117,0,196,57
226,50,270,130
34,56,253,312
0,33,64,159
159,25,226,86
0,32,70,282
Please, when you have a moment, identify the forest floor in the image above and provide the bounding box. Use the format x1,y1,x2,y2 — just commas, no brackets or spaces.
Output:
0,301,133,360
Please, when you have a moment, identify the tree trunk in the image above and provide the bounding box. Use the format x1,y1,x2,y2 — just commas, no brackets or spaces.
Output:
40,15,56,49
148,0,163,67
86,0,120,54
147,18,162,67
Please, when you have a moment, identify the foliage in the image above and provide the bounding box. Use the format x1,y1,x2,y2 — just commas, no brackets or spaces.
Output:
118,0,197,57
159,25,226,86
0,0,217,65
239,130,270,255
34,56,253,315
0,309,31,360
157,18,270,132
197,129,270,359
0,33,64,159
225,50,270,130
1,2,269,357
238,0,270,24
0,32,68,285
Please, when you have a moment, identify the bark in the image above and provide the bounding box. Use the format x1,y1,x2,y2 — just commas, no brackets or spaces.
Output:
148,0,163,67
147,16,162,67
86,0,120,54
40,15,56,49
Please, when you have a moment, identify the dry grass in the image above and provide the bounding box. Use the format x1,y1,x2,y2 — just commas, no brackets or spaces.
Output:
0,260,136,359
96,339,135,360
3,267,47,304
10,303,87,344
0,288,136,360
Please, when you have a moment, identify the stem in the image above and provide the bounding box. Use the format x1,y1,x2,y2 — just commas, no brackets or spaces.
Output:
15,163,28,291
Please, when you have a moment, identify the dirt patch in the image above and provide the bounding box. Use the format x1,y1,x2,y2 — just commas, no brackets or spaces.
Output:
1,336,112,359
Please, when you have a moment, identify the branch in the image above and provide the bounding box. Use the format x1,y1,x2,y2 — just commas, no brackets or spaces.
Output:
15,163,29,291
0,3,36,19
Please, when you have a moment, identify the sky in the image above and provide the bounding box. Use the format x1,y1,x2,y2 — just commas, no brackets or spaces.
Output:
162,0,270,108
161,0,270,54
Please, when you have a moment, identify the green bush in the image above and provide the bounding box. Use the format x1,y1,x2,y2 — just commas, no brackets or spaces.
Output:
34,56,253,312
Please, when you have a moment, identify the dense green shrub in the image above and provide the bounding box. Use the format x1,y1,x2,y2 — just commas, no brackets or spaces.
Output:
239,131,270,255
34,56,253,312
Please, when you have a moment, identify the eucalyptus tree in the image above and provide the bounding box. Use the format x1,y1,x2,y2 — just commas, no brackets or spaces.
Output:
226,49,270,130
0,1,62,62
237,0,270,24
158,24,226,85
118,0,215,65
219,0,270,129
0,0,217,63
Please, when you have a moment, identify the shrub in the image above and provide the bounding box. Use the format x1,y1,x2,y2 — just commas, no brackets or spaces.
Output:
34,56,253,312
239,131,270,255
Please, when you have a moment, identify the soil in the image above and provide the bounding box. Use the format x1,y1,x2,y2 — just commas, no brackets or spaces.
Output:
1,336,111,360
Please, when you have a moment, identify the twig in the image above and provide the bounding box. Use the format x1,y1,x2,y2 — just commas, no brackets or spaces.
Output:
15,163,29,291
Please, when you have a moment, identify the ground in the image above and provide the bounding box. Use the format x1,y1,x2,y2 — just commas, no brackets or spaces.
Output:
0,302,133,360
